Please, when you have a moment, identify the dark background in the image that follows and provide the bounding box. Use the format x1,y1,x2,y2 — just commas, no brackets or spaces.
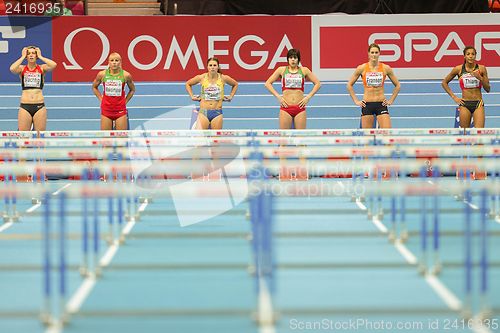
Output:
164,0,490,15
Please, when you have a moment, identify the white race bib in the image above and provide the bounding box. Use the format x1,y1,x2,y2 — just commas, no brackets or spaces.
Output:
104,80,122,97
284,73,302,89
462,74,480,89
204,84,221,100
23,72,42,88
366,72,384,87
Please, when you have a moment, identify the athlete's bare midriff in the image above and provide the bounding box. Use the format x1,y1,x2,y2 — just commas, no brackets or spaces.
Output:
283,89,304,105
20,89,44,104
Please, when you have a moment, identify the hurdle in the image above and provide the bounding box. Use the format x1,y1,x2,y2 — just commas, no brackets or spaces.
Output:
1,128,498,331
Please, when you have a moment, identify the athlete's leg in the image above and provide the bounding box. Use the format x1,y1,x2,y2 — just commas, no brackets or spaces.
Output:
210,114,223,130
376,114,391,128
459,106,472,128
18,108,33,131
293,111,307,129
472,106,485,128
101,115,114,130
114,115,129,130
360,115,375,129
279,110,293,129
32,107,47,131
196,113,210,130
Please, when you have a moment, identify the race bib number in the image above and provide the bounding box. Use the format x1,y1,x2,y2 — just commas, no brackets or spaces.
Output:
366,72,384,87
104,80,123,96
204,85,221,100
284,73,303,89
23,72,42,88
462,74,480,89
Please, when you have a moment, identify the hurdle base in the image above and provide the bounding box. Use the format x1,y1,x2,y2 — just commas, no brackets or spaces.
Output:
279,166,309,181
190,170,223,182
79,266,89,277
399,229,409,243
39,312,53,326
473,170,487,180
456,170,488,180
252,310,278,326
372,168,398,180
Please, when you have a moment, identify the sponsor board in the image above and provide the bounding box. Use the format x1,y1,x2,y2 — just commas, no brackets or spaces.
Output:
313,14,500,80
52,16,311,82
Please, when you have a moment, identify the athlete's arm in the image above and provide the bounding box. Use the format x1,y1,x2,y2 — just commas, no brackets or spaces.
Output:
442,66,463,105
476,65,490,93
36,48,57,73
265,66,287,107
346,64,365,107
92,71,105,102
9,47,27,74
124,71,136,103
185,74,202,101
222,75,238,101
298,67,321,108
384,65,400,106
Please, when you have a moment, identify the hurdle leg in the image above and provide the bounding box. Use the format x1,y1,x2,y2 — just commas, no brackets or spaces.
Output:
418,194,428,275
107,197,115,245
40,192,52,325
93,196,102,277
462,190,473,319
58,193,70,325
430,193,441,275
479,189,492,319
389,195,396,243
399,195,408,242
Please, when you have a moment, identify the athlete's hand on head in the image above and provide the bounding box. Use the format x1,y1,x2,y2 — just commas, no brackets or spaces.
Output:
21,47,28,58
34,47,42,58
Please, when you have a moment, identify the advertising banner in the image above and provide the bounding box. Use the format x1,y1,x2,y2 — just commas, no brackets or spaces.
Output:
313,14,500,80
52,16,312,82
0,16,51,82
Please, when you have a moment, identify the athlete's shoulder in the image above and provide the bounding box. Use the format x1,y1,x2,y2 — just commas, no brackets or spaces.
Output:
277,65,287,73
95,70,106,79
382,62,392,71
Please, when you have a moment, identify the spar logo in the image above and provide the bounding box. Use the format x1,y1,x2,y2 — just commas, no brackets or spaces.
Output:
62,27,295,71
368,30,500,63
0,26,26,53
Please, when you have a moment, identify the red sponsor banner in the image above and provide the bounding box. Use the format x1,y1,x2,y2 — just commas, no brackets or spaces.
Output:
52,16,311,82
320,25,500,69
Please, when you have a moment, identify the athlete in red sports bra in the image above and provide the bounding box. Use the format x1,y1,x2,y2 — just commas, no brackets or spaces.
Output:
92,52,136,130
347,43,400,129
265,49,321,129
9,46,57,131
442,46,490,128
